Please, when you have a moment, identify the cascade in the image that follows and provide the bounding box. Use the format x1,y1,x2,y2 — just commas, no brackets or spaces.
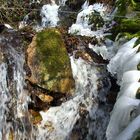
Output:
36,55,111,140
36,2,113,139
3,0,140,140
0,1,113,139
69,1,109,38
41,0,59,27
0,33,33,139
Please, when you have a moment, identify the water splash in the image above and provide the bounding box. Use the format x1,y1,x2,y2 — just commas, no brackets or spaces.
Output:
37,56,98,139
69,3,108,37
41,1,59,27
0,34,33,140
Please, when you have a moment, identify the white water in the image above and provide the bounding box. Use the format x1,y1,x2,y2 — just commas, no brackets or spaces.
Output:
106,38,140,140
37,56,99,139
69,2,108,38
0,36,32,139
41,1,59,27
0,63,10,140
3,1,140,140
35,2,112,139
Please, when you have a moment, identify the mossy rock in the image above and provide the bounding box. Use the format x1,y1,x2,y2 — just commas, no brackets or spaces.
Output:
118,19,140,33
111,0,140,39
27,28,75,94
115,0,137,18
111,19,140,40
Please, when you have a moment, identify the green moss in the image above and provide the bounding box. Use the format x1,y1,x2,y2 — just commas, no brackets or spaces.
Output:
111,18,140,40
119,32,140,43
116,0,136,16
36,28,70,80
115,0,127,18
115,19,140,34
120,19,140,33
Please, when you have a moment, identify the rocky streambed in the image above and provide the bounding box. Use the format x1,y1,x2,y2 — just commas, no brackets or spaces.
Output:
0,0,140,140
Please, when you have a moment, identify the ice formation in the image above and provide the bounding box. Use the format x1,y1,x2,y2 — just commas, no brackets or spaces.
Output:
41,1,59,27
106,38,140,140
69,2,107,37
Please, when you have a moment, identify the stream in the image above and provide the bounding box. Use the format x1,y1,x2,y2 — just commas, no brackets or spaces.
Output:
0,0,140,140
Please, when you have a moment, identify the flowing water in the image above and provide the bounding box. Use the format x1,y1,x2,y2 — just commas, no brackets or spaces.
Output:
0,1,113,140
0,33,33,139
1,0,140,140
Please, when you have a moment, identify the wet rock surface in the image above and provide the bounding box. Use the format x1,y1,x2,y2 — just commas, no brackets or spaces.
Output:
0,29,33,139
26,28,75,94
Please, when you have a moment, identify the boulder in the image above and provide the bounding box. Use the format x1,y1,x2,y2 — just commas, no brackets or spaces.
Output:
27,28,75,94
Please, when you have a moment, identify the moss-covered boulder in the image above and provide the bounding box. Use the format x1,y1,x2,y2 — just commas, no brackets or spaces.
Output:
27,28,75,94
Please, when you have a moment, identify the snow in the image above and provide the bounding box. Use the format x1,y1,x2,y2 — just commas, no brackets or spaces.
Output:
106,96,140,140
41,1,59,27
69,3,107,37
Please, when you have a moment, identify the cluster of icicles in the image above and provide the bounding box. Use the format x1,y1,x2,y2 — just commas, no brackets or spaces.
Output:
106,37,140,140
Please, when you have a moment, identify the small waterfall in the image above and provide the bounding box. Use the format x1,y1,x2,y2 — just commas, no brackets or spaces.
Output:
2,1,133,140
41,0,59,27
69,2,108,37
36,55,111,140
36,56,98,139
0,32,33,140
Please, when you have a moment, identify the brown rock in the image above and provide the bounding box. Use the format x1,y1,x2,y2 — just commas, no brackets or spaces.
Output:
27,28,75,94
29,109,42,125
